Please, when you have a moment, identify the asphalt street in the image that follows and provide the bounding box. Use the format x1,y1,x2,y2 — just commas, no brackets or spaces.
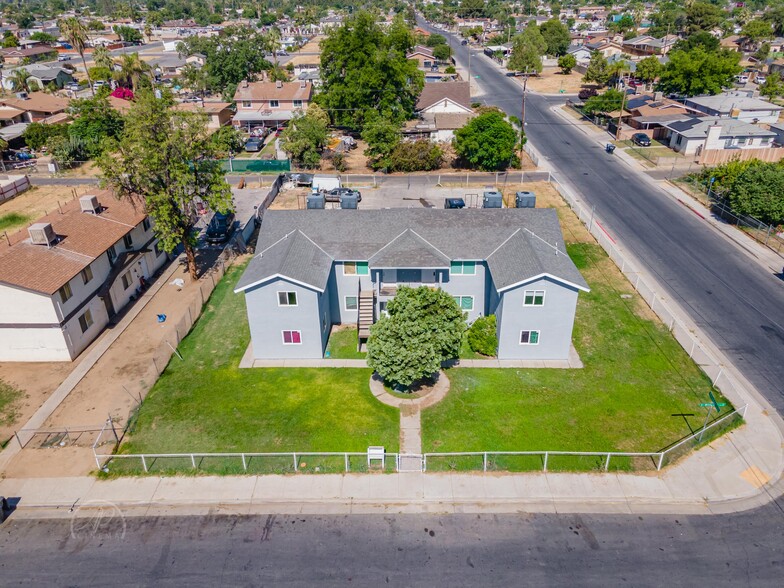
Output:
422,19,784,411
1,508,782,586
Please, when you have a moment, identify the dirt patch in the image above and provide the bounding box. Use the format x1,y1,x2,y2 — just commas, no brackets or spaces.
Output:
295,37,324,54
0,361,81,447
524,68,592,94
0,184,97,233
269,185,311,210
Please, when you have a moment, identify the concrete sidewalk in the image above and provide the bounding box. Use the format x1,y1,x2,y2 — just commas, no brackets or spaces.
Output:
1,401,781,518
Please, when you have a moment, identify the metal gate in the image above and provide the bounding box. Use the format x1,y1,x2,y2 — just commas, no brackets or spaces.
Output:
396,454,424,472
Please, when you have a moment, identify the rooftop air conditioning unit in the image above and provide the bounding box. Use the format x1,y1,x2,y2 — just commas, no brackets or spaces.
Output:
28,222,57,246
79,194,100,214
276,79,283,88
15,91,28,100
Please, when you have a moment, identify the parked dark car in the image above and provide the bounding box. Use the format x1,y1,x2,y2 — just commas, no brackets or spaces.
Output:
244,138,262,152
0,496,8,523
290,173,313,186
444,198,466,209
324,187,362,202
205,212,236,244
632,133,651,147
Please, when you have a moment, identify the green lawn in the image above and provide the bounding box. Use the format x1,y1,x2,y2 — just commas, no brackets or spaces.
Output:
326,327,366,359
423,243,729,471
111,261,398,475
0,212,31,232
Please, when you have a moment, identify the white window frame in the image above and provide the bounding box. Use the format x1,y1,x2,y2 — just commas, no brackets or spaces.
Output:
269,99,280,108
293,99,303,108
523,290,545,307
123,233,133,249
344,295,358,311
282,330,302,345
242,100,252,108
520,330,540,345
78,309,93,333
277,291,298,307
453,295,474,311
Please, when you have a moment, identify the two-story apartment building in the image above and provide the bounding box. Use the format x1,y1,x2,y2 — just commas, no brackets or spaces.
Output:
0,191,168,361
232,79,313,129
235,209,589,362
684,92,784,125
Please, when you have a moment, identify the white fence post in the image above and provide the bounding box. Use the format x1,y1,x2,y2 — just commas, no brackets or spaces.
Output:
241,453,247,471
191,454,196,469
344,453,349,472
543,451,549,472
483,452,487,472
141,455,148,473
605,453,611,472
657,452,665,471
293,453,298,472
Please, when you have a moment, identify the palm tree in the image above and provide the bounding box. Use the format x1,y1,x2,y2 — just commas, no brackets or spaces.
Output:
113,53,150,92
8,68,31,93
92,45,112,70
144,23,152,44
58,17,93,96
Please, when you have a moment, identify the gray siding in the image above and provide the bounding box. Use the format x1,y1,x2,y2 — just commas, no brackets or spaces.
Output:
440,262,487,322
331,261,373,324
245,278,324,359
496,277,579,360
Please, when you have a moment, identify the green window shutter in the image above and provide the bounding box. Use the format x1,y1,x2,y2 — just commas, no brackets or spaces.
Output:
460,297,473,310
530,331,539,344
357,262,369,275
463,261,476,275
450,261,463,275
524,292,534,305
534,292,544,306
453,296,460,306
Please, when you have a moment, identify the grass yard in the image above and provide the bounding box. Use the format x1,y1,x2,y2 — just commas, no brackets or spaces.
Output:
0,212,31,232
326,326,366,359
0,379,23,428
109,261,398,475
423,242,730,471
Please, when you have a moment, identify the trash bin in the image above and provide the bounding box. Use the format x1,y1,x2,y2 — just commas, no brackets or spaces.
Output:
605,144,616,154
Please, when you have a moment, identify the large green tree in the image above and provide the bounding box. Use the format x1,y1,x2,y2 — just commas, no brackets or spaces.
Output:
177,25,273,96
741,19,773,42
583,51,610,87
685,2,725,36
453,111,518,171
729,162,784,225
635,56,662,84
318,11,423,131
362,115,402,171
583,89,624,115
98,90,233,281
367,286,465,388
68,94,124,157
558,53,577,75
759,72,784,99
657,47,741,96
280,105,329,169
539,18,571,56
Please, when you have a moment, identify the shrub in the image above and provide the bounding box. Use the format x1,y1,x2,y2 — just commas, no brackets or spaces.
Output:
445,65,456,74
578,88,598,101
467,315,497,356
331,152,347,172
388,140,443,172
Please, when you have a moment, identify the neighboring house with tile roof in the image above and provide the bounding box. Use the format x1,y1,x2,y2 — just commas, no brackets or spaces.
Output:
0,45,58,65
1,64,74,91
235,209,589,361
0,190,168,361
232,79,313,128
0,92,69,122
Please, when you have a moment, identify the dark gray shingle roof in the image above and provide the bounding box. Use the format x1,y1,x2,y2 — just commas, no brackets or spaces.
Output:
235,229,332,292
236,209,589,293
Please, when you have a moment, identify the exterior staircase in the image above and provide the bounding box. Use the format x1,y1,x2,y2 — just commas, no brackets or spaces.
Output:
358,290,375,340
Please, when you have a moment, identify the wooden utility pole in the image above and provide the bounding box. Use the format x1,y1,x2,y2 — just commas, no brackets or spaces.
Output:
520,73,529,166
615,72,628,141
